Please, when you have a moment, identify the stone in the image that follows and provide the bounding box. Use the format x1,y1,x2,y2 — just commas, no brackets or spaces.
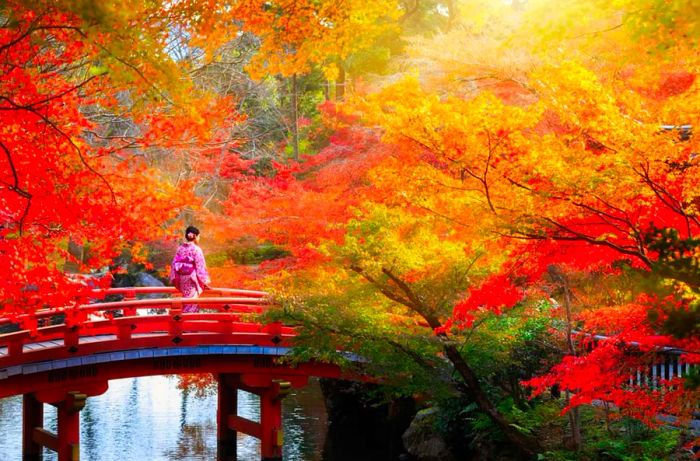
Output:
402,408,456,461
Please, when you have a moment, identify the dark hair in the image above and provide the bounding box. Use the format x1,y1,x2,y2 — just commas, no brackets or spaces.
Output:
185,226,200,241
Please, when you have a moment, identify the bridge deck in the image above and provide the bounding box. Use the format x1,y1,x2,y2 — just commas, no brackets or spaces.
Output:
0,343,293,381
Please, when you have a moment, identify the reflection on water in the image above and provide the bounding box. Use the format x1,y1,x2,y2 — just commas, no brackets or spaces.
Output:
0,376,327,461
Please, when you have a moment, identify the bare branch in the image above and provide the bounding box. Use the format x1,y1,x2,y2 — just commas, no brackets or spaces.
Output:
634,161,700,235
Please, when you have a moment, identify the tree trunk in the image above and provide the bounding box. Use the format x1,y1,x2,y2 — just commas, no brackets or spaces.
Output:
549,265,582,451
336,64,345,101
443,344,541,458
290,74,299,161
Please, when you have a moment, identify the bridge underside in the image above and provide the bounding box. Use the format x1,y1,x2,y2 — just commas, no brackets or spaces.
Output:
0,345,347,398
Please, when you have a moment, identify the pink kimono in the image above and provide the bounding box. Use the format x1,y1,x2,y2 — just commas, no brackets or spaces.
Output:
169,242,211,313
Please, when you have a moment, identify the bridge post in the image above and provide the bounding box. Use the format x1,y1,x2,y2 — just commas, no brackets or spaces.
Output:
259,381,289,461
217,374,238,461
224,375,292,461
22,393,44,461
56,391,85,461
122,289,137,316
28,385,105,461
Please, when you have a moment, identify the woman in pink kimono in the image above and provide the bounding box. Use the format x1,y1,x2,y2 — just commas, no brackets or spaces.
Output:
170,226,211,313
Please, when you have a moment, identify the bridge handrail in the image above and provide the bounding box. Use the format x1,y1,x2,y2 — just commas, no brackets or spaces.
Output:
83,296,268,311
0,310,289,345
93,287,268,298
0,287,271,328
0,299,269,326
0,288,282,359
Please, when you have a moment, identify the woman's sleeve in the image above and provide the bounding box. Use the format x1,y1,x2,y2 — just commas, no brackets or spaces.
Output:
195,246,211,285
169,247,179,282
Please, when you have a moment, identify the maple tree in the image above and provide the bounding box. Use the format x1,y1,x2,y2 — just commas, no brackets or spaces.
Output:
220,111,545,455
1,1,188,318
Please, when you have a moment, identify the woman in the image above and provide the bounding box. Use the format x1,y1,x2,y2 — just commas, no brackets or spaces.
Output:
169,226,211,313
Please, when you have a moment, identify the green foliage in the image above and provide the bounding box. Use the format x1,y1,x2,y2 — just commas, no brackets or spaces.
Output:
587,427,682,461
204,250,229,268
645,226,700,289
227,242,290,265
260,264,458,399
453,395,560,441
458,303,560,400
284,138,312,158
429,394,562,458
537,409,688,461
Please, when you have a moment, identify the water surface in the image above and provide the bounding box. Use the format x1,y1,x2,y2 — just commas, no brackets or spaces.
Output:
0,375,327,460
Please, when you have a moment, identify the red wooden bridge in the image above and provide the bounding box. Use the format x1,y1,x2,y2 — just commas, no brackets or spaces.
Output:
0,287,347,461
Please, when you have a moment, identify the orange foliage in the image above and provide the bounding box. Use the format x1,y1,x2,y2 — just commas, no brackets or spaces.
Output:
0,1,236,317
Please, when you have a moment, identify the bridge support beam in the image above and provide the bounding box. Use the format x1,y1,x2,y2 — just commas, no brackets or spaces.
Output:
217,374,238,461
23,391,84,461
56,391,85,461
219,374,292,461
259,384,285,461
23,383,107,461
22,393,44,461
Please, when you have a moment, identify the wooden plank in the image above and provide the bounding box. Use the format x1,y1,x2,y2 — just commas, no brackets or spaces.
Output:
32,427,58,451
228,415,261,439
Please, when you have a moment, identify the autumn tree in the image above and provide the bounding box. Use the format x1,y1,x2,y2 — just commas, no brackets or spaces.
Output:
0,0,254,317
218,0,700,457
353,0,700,449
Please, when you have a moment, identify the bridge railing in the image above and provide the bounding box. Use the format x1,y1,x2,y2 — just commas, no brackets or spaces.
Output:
0,288,318,461
94,286,268,300
0,287,269,327
0,287,293,369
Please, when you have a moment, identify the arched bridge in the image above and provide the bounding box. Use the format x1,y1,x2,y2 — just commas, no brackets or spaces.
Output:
0,287,347,461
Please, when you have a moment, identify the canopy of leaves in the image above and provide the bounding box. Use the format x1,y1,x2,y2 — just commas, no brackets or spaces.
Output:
219,0,700,446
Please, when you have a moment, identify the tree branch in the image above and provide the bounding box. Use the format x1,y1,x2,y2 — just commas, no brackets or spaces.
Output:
0,74,104,111
72,28,177,106
349,265,416,309
0,140,32,234
1,99,117,203
381,267,443,329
